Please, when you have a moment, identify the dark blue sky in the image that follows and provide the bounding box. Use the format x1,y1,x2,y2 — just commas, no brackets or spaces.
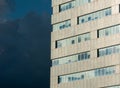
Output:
0,0,52,88
9,0,51,19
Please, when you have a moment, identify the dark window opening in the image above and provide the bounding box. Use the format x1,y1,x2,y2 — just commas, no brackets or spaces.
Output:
119,4,120,12
97,30,99,38
97,49,99,57
55,41,57,48
58,76,61,84
78,54,81,61
59,6,61,12
77,17,79,24
71,40,75,44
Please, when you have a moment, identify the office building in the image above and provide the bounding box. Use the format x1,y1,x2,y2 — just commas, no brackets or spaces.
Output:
51,0,120,88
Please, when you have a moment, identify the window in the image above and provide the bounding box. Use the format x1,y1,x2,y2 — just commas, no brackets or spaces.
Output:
94,67,115,76
58,66,115,84
78,54,81,61
98,24,120,38
52,51,90,66
107,85,120,88
105,29,109,36
56,41,62,48
88,16,91,21
55,33,90,48
52,60,59,66
97,45,120,57
53,20,71,31
77,8,111,24
71,40,75,44
59,0,93,12
81,19,85,23
119,4,120,13
71,37,76,44
55,41,57,48
88,0,91,3
78,36,81,43
59,1,75,12
58,76,62,83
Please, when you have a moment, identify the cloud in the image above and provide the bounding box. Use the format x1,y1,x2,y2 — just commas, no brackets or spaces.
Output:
0,0,15,20
5,0,16,11
0,12,51,88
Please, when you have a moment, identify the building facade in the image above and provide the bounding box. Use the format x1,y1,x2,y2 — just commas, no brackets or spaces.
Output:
51,0,120,88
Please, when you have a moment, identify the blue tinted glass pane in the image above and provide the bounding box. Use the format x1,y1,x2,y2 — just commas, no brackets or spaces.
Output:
88,17,91,21
81,19,85,23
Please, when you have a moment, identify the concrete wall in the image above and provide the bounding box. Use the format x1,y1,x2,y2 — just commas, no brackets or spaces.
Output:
51,0,120,88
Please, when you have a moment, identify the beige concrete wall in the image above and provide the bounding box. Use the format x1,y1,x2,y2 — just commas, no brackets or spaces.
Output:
51,54,120,76
57,74,120,88
51,64,120,88
51,0,120,88
51,0,120,24
51,14,120,59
